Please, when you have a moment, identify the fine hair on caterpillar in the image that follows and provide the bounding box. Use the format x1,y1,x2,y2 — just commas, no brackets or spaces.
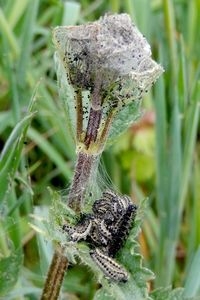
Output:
90,248,129,282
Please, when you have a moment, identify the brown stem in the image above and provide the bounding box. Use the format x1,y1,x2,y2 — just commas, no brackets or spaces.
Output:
98,109,116,150
84,107,102,148
84,75,103,148
75,89,83,142
41,77,110,300
41,152,99,299
40,247,68,300
67,152,99,212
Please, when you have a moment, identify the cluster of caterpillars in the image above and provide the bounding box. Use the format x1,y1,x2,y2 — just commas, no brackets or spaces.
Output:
62,190,137,282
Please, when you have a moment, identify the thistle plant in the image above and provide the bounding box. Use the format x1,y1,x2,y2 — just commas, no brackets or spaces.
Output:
41,13,163,300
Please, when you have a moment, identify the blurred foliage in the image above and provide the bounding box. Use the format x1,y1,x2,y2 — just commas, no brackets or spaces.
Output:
0,0,200,299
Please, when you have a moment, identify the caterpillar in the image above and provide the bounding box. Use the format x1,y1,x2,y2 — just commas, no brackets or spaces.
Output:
90,248,129,282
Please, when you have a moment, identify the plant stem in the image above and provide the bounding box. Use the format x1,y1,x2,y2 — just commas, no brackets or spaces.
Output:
41,151,100,299
41,76,114,299
98,109,116,148
75,89,83,142
84,78,103,148
68,151,99,212
84,107,102,148
40,247,68,300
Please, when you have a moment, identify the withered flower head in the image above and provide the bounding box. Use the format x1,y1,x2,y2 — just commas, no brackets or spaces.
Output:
53,13,163,107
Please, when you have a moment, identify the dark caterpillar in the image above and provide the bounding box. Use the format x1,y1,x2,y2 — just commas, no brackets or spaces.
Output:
62,190,137,282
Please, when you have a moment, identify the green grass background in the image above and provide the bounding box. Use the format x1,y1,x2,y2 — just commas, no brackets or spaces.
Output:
0,0,200,299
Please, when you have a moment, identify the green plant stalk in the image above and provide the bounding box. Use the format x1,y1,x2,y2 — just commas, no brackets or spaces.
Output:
27,127,72,181
0,7,19,57
0,223,10,256
154,61,200,287
109,0,120,13
154,2,179,282
163,0,177,87
17,0,39,88
8,0,29,29
155,97,182,287
7,188,22,249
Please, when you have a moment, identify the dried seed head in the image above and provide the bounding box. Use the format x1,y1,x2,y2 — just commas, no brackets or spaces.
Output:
53,13,163,106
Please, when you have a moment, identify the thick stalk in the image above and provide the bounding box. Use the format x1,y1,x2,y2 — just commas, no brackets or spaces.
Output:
41,247,68,300
98,109,116,148
84,76,103,148
68,152,99,212
84,107,102,148
41,78,114,299
41,151,100,299
75,89,83,142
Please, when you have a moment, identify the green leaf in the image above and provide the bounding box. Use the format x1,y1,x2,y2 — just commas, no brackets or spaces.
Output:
7,0,29,29
27,127,72,180
0,111,13,135
62,1,80,25
0,82,36,205
34,206,54,275
0,7,19,57
0,112,35,203
151,286,200,300
108,99,141,144
0,112,34,166
94,289,114,300
17,0,39,87
0,248,23,296
53,51,77,142
184,246,200,298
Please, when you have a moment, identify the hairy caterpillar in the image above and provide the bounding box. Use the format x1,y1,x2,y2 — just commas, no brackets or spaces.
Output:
90,248,129,282
63,190,137,282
